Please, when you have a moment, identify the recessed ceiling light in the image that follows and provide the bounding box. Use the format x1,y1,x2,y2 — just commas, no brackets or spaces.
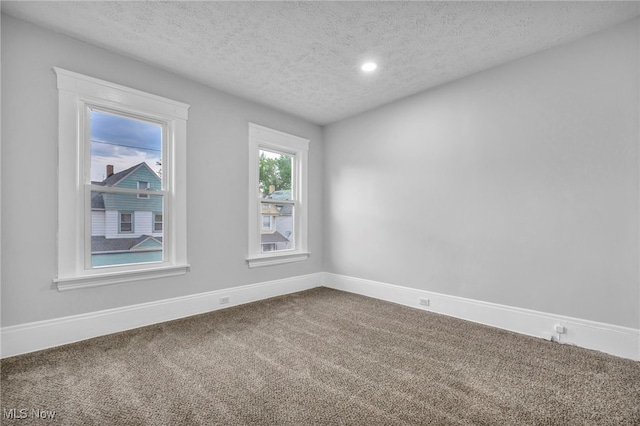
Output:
361,62,377,72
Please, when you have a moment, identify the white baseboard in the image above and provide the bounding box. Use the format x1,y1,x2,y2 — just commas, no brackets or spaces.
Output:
322,273,640,361
1,273,322,359
3,271,638,362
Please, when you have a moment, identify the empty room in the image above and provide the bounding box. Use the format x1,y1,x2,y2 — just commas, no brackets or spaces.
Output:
1,1,639,425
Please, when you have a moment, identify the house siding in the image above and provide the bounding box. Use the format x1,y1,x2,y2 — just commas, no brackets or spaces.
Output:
134,211,153,236
92,251,162,267
105,210,120,238
94,164,163,240
91,210,105,236
116,166,161,191
103,193,163,213
102,166,162,213
102,210,161,239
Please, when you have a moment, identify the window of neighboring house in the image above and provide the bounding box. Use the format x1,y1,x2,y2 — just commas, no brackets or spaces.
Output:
154,213,163,232
261,243,276,252
262,215,275,231
54,67,190,290
137,181,150,198
247,123,309,268
119,212,134,233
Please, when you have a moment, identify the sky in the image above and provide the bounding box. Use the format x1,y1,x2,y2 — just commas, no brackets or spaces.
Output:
259,148,283,160
90,110,162,182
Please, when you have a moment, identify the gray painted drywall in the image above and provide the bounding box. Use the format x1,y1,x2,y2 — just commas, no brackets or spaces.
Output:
324,19,639,328
1,15,324,326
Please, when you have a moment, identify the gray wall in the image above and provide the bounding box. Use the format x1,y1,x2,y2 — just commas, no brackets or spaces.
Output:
324,19,639,328
1,15,324,326
2,14,639,331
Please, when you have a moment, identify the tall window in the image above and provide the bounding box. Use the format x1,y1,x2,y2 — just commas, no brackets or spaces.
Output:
247,123,309,268
54,68,190,290
89,110,163,267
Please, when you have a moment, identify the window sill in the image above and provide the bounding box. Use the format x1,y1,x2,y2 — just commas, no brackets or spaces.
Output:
54,264,190,291
246,252,310,268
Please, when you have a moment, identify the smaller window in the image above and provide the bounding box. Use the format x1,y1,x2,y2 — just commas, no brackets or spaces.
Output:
262,243,276,252
137,181,150,198
247,123,309,268
120,212,134,233
262,216,271,231
154,213,163,232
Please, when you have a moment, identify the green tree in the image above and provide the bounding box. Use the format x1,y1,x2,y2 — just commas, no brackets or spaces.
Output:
259,153,291,196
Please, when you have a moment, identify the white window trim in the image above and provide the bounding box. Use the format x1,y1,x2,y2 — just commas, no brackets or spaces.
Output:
119,211,134,234
53,67,190,290
247,123,310,268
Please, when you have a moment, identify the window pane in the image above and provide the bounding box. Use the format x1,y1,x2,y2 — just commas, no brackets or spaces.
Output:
154,214,163,232
260,202,294,253
91,192,163,267
259,149,292,200
262,215,272,230
90,110,163,186
138,181,150,198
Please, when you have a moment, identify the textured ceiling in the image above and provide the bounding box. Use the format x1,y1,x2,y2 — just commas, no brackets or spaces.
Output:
2,1,639,125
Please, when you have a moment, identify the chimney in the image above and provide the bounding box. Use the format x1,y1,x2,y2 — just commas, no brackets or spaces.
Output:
106,165,114,177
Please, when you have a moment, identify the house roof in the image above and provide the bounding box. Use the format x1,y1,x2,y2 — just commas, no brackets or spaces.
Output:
91,192,105,209
278,204,293,216
260,203,293,216
92,235,163,253
94,162,158,188
267,190,291,200
261,231,289,244
91,162,160,209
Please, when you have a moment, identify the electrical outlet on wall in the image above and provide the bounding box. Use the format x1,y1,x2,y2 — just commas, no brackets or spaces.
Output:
220,296,230,305
419,298,430,307
554,324,566,334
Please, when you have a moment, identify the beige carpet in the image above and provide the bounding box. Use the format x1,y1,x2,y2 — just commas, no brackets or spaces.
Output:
2,287,639,425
